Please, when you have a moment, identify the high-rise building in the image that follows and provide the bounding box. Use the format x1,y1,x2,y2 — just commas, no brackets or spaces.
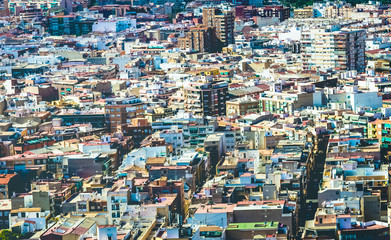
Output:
47,15,95,36
202,8,234,49
178,25,217,53
184,78,229,116
259,5,290,22
301,29,366,72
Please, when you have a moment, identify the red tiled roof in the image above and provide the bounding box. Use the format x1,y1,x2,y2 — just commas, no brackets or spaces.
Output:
0,174,16,185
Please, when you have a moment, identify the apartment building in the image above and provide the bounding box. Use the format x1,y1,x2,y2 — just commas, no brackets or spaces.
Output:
301,29,366,72
259,5,290,22
0,199,11,229
368,119,391,149
324,4,352,18
202,8,234,48
8,0,62,13
184,79,229,116
107,184,130,225
105,97,146,132
226,96,259,116
178,25,217,53
259,83,323,115
294,6,313,18
47,15,95,36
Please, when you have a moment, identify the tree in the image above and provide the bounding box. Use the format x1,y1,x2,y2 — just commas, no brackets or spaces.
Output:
0,229,20,240
0,230,20,240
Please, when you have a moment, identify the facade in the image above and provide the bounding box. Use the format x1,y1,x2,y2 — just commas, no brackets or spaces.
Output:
105,97,146,132
118,118,152,147
259,85,322,115
337,217,389,240
226,222,288,239
63,154,111,178
107,186,130,225
184,79,229,116
301,29,366,72
178,25,217,53
0,199,11,229
9,208,50,230
51,114,106,128
259,6,290,22
8,0,62,13
47,15,94,36
226,96,259,116
202,8,234,48
0,174,22,199
294,6,313,18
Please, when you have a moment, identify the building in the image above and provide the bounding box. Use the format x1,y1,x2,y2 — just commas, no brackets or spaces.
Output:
148,178,185,217
226,222,288,240
107,184,130,225
92,18,136,32
0,0,8,16
9,207,50,230
294,6,313,18
52,81,77,99
51,113,106,128
301,29,366,72
14,137,55,154
324,4,352,18
368,119,391,150
337,216,389,240
0,174,23,199
184,79,229,116
226,96,259,116
8,0,62,13
118,118,152,147
178,25,217,53
105,97,146,132
259,83,323,115
47,15,95,36
204,133,225,175
259,6,290,22
191,203,235,228
324,86,382,111
0,199,11,229
40,218,97,240
62,154,111,178
202,8,234,48
11,64,49,79
234,6,258,19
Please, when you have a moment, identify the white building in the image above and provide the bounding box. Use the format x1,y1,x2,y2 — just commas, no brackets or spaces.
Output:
93,18,136,33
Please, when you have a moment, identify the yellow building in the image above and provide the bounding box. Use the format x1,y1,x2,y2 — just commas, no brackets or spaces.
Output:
187,68,220,76
294,6,313,18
